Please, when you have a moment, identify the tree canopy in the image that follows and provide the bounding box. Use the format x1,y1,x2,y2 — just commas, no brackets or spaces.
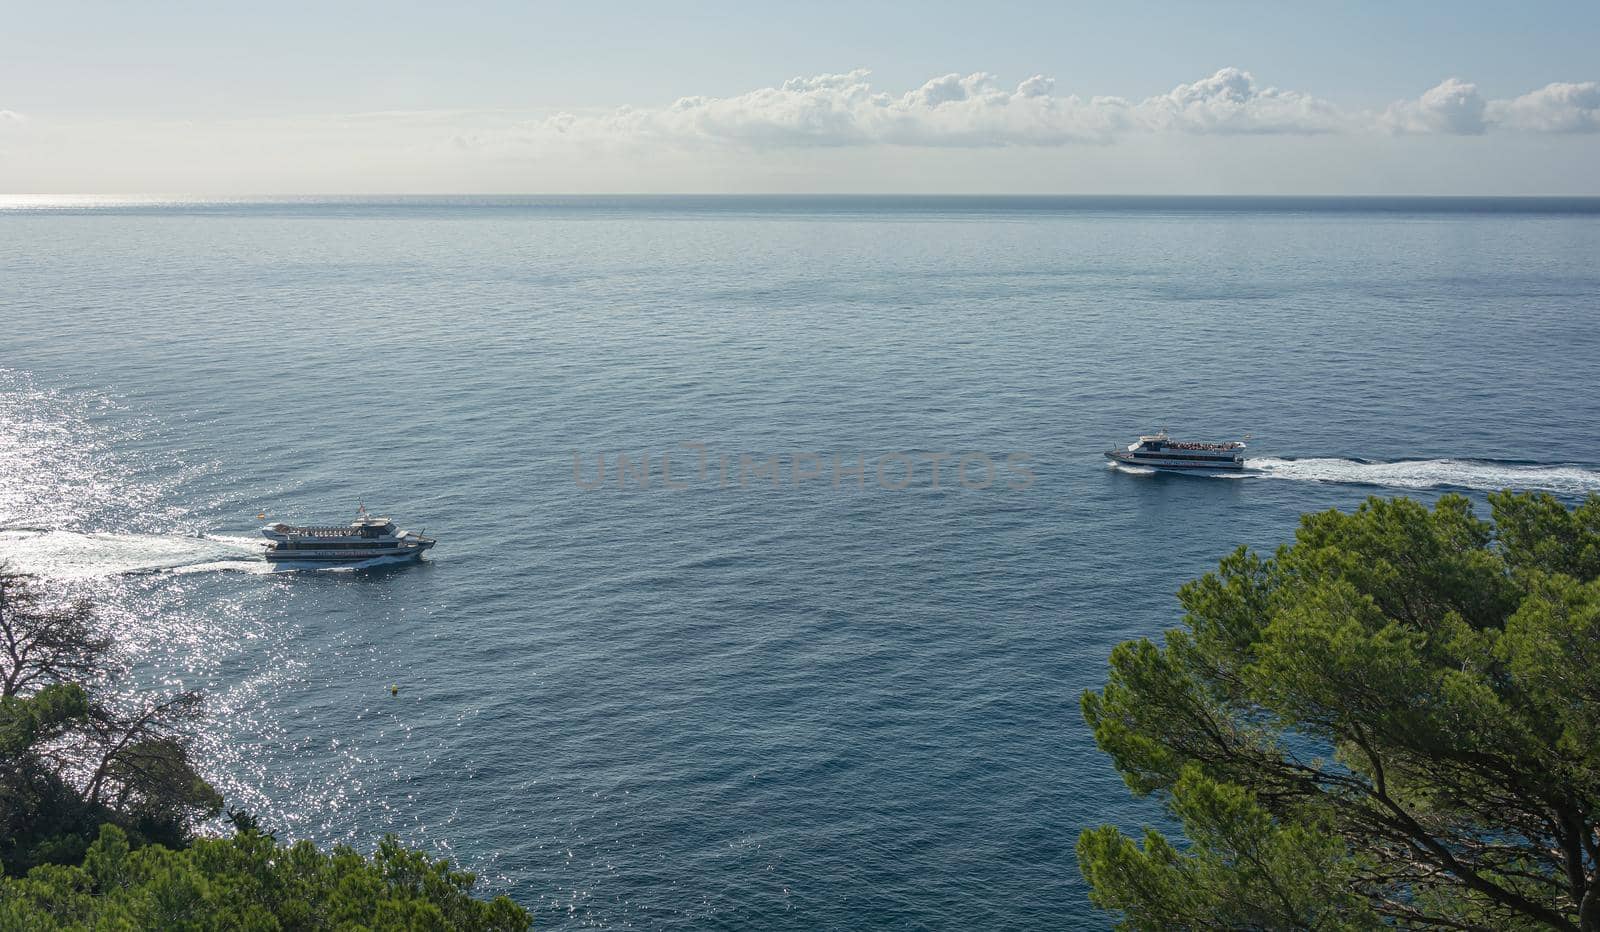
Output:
1079,491,1600,930
0,568,530,929
1,570,220,872
1,823,528,931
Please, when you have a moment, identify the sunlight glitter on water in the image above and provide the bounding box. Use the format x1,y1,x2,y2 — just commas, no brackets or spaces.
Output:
0,195,198,211
0,374,413,859
0,529,263,578
0,371,197,534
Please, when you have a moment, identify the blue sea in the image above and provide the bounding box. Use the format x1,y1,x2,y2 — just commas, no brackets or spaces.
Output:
3,195,1599,929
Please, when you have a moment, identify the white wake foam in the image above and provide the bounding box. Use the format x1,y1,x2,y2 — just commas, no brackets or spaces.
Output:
0,528,429,578
259,553,422,573
0,529,266,578
1248,458,1600,495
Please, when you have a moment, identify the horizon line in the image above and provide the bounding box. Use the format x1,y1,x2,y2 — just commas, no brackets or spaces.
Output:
6,193,1600,205
6,192,1600,198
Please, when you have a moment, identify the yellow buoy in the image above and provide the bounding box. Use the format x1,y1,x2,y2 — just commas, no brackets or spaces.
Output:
389,685,399,696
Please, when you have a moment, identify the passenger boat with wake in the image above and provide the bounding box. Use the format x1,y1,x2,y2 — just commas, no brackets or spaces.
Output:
260,505,435,563
1106,429,1248,471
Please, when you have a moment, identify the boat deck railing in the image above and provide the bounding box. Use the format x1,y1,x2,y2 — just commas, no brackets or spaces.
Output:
278,525,390,538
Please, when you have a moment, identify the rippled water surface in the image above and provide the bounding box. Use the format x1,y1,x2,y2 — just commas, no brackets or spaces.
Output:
3,196,1599,929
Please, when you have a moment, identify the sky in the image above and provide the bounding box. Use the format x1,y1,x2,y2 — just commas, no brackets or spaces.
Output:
2,0,1598,195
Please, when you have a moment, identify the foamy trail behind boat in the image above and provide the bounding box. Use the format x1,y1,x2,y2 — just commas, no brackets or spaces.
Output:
1248,457,1600,496
0,528,267,578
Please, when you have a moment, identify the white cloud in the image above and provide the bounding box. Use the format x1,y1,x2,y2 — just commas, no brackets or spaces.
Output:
1016,75,1054,99
544,69,1600,149
1135,67,1344,134
592,69,1129,147
1382,78,1488,135
526,67,1342,149
0,110,24,124
523,67,1600,148
1488,81,1600,133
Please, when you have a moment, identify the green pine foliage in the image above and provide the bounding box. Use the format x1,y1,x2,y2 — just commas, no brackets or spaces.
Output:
0,824,528,931
1079,491,1600,930
1,570,219,873
0,569,530,929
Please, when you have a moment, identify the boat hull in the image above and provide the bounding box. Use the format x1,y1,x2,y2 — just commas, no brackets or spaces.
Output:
1106,451,1245,471
263,543,434,563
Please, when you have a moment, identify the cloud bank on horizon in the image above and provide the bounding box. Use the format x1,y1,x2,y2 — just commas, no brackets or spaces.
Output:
3,68,1597,151
513,67,1599,149
3,66,1599,196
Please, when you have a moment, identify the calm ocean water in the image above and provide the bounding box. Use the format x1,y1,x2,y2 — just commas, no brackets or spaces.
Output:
3,196,1599,929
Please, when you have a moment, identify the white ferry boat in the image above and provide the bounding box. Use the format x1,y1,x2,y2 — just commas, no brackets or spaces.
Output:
1106,429,1248,471
260,505,435,563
